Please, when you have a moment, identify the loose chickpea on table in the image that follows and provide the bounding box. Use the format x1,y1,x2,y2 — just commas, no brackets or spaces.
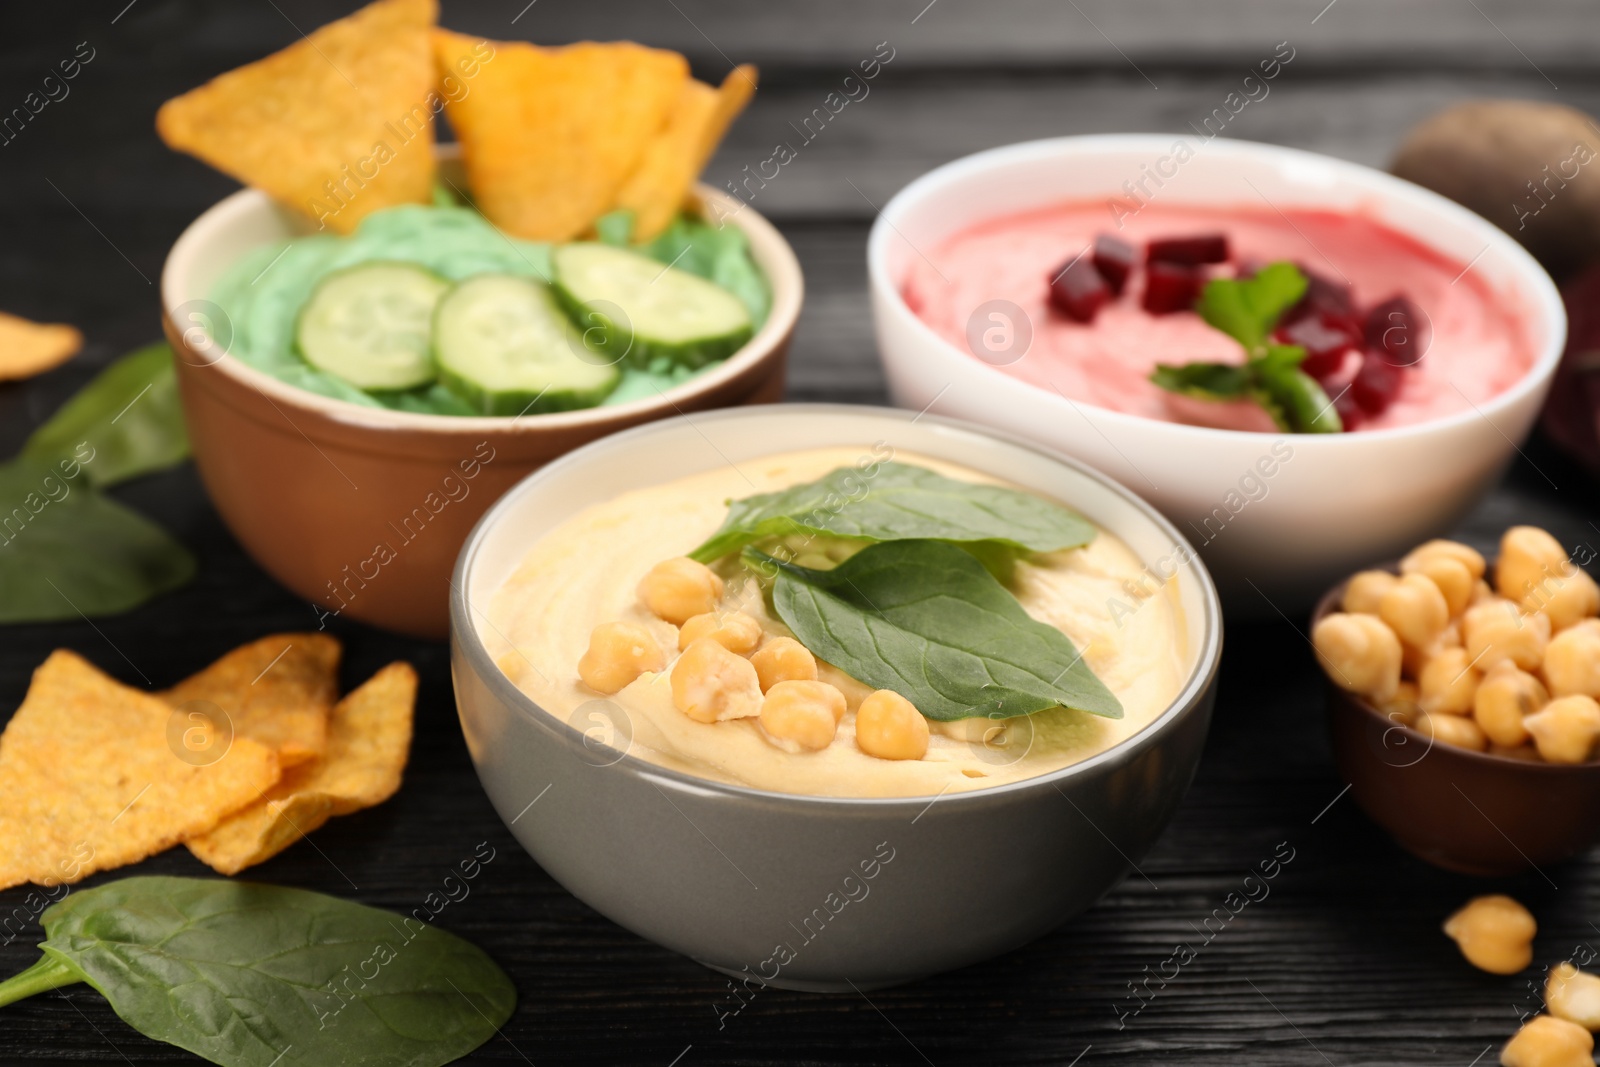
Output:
1440,895,1600,1067
1313,527,1600,764
574,554,939,763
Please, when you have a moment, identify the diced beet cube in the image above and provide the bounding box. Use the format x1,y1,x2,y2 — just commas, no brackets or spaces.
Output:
1364,295,1431,367
1142,261,1204,314
1279,311,1359,380
1351,349,1403,415
1282,264,1356,329
1333,388,1362,431
1148,233,1230,266
1047,254,1110,322
1092,234,1138,295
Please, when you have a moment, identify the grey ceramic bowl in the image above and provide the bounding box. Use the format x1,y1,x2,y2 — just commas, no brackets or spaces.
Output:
449,405,1222,990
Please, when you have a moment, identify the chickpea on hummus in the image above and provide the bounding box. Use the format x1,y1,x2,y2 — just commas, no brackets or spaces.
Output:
484,448,1188,798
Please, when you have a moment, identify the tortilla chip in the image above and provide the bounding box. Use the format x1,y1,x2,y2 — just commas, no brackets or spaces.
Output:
0,651,280,890
161,633,340,767
434,31,687,240
187,662,416,875
0,312,82,381
615,65,757,240
156,0,438,233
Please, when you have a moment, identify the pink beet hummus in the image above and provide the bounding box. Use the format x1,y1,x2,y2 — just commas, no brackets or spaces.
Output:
901,201,1537,432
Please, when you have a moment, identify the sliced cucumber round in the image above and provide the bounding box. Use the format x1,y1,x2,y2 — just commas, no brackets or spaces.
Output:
551,242,753,370
295,262,449,390
433,274,621,417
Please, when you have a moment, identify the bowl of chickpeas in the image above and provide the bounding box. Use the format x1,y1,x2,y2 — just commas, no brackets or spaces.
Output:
1313,527,1600,876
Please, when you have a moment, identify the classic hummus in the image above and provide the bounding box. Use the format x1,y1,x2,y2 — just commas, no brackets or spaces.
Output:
483,447,1189,798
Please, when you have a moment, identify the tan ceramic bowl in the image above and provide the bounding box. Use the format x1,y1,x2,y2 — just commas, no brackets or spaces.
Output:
161,176,802,639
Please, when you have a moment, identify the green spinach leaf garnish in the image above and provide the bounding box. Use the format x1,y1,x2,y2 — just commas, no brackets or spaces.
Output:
691,461,1096,563
0,876,515,1067
752,539,1122,722
1149,261,1342,434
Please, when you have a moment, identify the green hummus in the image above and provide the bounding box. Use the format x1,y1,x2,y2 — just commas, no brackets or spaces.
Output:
209,203,768,416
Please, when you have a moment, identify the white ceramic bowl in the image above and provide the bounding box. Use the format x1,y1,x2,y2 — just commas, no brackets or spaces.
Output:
451,405,1221,989
869,135,1566,609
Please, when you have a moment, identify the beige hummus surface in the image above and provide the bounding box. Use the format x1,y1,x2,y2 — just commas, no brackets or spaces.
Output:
484,447,1189,798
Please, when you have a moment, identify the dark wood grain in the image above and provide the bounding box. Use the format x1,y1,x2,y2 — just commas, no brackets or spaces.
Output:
1,2,1597,1065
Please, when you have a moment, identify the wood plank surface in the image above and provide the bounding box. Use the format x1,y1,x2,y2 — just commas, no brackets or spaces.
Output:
0,2,1595,1064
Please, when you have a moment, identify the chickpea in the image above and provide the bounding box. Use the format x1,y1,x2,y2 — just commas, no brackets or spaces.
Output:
1418,647,1481,715
855,690,930,761
1403,554,1475,617
1376,680,1421,725
1534,568,1600,631
638,557,724,625
1496,526,1571,603
1443,894,1536,975
760,680,846,752
1470,579,1498,608
1404,538,1487,581
1343,570,1398,615
577,621,666,695
1417,711,1488,753
1524,695,1600,765
1542,620,1600,699
677,611,762,654
1473,662,1548,749
1491,744,1543,763
670,638,762,723
1380,573,1451,649
1403,622,1462,679
750,636,818,692
1312,613,1402,701
1500,1015,1594,1067
1464,598,1551,672
1546,961,1600,1032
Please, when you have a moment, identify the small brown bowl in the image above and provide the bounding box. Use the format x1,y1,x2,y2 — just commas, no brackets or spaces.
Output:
160,178,802,640
1315,574,1600,876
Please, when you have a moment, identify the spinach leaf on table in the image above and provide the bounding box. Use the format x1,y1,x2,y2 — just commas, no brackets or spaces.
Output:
0,876,516,1067
692,461,1097,563
21,341,190,488
755,539,1122,722
0,458,195,624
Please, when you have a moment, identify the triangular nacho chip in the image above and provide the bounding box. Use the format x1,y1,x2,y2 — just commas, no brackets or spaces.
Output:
187,662,416,876
615,65,757,240
0,312,81,381
0,651,280,890
156,0,439,233
434,31,688,240
162,633,340,767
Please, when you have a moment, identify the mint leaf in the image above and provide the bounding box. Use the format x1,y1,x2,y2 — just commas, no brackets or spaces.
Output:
757,539,1122,722
1257,363,1343,434
1147,261,1342,433
691,461,1097,563
1196,261,1308,350
1149,362,1252,401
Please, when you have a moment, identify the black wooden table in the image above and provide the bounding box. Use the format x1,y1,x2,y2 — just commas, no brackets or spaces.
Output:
2,2,1597,1063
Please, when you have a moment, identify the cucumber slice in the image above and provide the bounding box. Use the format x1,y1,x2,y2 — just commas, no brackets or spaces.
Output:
552,242,753,369
295,262,449,390
433,274,621,416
